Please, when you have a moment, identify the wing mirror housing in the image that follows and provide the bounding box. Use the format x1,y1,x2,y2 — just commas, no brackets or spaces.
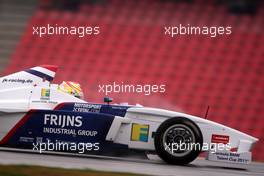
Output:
104,97,113,104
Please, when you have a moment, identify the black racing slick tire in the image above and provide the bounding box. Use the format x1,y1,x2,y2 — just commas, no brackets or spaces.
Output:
154,117,203,165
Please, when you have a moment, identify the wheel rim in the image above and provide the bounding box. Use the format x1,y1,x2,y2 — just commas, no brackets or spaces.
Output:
162,124,196,157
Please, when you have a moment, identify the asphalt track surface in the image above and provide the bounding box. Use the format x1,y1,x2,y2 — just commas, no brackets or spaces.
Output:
0,148,263,176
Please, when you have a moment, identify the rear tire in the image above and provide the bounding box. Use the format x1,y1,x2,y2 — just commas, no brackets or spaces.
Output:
154,117,203,165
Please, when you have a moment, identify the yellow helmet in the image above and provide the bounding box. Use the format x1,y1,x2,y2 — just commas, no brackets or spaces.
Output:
59,81,84,99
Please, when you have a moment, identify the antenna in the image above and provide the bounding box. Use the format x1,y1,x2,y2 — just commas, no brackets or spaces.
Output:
204,105,210,119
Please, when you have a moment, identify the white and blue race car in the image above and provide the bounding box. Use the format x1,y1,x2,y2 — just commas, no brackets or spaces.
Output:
0,65,258,165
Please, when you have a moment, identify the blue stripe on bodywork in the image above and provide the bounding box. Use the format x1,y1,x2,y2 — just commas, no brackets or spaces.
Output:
25,69,53,82
5,110,116,150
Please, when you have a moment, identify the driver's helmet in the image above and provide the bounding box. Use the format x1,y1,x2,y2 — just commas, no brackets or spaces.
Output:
59,81,84,99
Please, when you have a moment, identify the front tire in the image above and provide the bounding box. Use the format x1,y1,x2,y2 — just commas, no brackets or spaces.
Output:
154,117,203,165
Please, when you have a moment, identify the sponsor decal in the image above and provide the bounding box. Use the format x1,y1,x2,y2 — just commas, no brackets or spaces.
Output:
208,151,251,164
44,114,82,128
19,137,34,143
32,100,58,104
73,103,102,113
131,123,149,142
43,128,97,137
43,114,98,137
2,78,33,84
211,134,229,144
41,88,50,100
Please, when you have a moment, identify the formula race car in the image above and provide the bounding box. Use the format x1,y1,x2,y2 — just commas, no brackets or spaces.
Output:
0,65,258,165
